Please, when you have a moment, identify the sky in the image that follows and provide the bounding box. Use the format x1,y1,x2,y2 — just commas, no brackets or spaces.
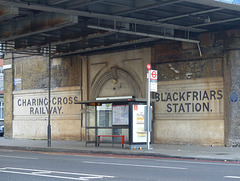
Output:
215,0,240,4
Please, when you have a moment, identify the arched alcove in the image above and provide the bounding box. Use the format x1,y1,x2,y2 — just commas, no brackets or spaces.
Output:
90,67,143,100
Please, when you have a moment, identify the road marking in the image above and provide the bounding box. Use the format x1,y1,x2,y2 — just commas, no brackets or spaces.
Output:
225,176,240,179
155,159,240,167
0,154,38,160
0,167,115,180
82,161,187,170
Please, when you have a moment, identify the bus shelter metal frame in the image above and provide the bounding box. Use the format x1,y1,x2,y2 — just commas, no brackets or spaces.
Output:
75,98,153,148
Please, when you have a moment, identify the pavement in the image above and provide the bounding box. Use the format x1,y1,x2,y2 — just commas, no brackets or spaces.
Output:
1,137,240,162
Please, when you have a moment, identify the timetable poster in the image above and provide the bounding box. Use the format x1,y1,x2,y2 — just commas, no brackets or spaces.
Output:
112,105,129,125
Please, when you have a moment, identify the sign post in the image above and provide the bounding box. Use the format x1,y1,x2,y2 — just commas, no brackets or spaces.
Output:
146,64,151,150
146,64,157,150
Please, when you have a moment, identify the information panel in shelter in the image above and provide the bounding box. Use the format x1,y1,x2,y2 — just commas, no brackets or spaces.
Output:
112,105,129,125
132,104,147,143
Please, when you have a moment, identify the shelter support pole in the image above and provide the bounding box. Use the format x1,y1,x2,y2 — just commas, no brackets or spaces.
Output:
48,43,51,147
95,105,98,147
85,105,87,147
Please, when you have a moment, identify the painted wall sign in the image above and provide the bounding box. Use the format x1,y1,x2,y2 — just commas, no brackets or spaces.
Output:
13,87,81,117
154,89,223,113
16,96,78,115
12,87,82,140
154,78,224,119
153,78,224,146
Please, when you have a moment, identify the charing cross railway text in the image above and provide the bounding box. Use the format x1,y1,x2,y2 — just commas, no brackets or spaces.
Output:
17,96,78,115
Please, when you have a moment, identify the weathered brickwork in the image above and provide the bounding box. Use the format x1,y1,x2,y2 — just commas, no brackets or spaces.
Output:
150,32,225,145
51,56,81,88
152,32,224,81
13,55,81,90
4,55,13,138
5,54,83,140
154,58,223,81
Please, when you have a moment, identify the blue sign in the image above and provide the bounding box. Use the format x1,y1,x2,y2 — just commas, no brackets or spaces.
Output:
229,91,239,103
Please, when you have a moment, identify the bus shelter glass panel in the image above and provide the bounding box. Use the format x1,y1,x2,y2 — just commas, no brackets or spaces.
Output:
97,104,112,142
112,105,129,143
85,106,96,143
112,105,129,125
97,104,112,127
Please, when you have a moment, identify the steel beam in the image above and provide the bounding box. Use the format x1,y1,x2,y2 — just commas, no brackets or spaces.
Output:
157,8,223,22
5,31,115,53
0,0,205,32
0,12,78,41
52,37,159,57
0,5,18,21
66,0,104,8
87,25,200,44
48,0,70,5
191,17,240,28
115,0,184,15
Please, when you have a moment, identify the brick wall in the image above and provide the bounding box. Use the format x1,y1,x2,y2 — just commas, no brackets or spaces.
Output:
13,55,81,90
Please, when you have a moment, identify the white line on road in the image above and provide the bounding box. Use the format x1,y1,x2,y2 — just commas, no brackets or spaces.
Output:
0,167,114,180
0,154,38,160
155,159,240,167
82,161,188,170
225,176,240,179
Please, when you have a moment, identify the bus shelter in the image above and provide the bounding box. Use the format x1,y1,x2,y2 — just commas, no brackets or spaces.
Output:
75,97,154,149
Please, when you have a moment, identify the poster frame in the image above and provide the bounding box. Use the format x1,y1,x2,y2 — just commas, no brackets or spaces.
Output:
129,102,150,147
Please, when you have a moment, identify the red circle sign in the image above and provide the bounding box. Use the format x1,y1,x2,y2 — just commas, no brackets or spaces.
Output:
151,70,157,79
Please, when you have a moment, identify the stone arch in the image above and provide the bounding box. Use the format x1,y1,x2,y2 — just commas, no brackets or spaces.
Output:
90,67,143,100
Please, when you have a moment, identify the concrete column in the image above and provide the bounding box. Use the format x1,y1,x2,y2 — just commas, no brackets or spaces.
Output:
223,30,240,146
4,54,14,138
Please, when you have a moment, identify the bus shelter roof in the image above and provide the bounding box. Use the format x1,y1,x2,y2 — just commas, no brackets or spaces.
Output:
75,98,155,106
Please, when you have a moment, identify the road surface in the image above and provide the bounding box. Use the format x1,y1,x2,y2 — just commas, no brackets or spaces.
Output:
0,149,240,180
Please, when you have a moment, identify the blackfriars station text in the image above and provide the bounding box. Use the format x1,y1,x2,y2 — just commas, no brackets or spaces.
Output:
153,90,223,113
